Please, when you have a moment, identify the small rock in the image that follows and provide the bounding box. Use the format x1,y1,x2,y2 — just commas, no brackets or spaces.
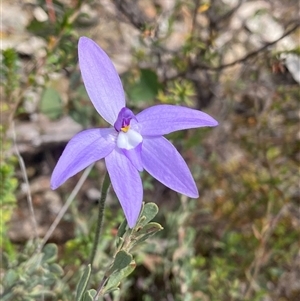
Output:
16,36,46,57
33,6,48,22
285,54,300,84
8,115,83,155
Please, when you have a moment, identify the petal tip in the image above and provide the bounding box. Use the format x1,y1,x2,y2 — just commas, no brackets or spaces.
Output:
78,36,91,46
185,189,199,199
50,178,59,190
127,218,138,229
211,119,219,127
205,115,219,127
123,201,142,229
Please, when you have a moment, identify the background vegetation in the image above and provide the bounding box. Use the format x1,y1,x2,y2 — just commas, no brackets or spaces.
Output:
1,0,299,300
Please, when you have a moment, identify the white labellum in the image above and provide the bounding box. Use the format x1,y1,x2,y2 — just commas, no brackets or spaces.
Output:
117,129,143,150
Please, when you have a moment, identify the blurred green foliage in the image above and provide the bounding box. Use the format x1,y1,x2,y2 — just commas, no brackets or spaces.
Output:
75,203,162,300
1,243,65,300
1,48,19,258
1,0,299,300
0,153,18,257
40,87,63,120
1,48,20,101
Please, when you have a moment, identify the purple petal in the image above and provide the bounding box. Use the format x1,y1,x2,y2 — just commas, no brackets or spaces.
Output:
121,143,143,172
141,136,199,198
51,128,116,189
78,37,125,125
136,104,218,136
105,149,143,228
114,107,136,132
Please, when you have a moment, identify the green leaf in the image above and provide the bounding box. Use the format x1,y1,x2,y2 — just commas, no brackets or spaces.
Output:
0,291,14,301
76,264,91,301
116,236,124,251
28,290,55,298
27,19,55,37
83,289,97,301
107,250,132,275
133,222,163,245
3,269,19,287
117,219,127,238
49,263,64,276
42,243,58,263
1,252,10,269
26,253,43,275
101,286,120,295
40,87,63,120
125,69,161,103
103,261,136,294
136,203,159,228
69,85,95,127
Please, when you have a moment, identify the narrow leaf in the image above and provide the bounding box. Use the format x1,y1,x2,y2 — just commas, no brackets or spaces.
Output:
117,219,127,238
83,289,97,301
76,264,91,301
133,222,163,245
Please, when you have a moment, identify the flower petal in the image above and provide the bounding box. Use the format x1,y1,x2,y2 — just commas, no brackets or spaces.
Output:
51,128,116,189
78,37,125,125
121,143,143,172
141,136,199,198
136,104,218,136
117,129,143,150
114,107,136,131
105,149,143,228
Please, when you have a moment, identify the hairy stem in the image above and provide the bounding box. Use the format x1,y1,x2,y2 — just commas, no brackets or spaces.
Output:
89,172,111,268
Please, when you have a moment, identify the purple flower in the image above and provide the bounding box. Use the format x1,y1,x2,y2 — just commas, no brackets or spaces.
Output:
51,37,218,228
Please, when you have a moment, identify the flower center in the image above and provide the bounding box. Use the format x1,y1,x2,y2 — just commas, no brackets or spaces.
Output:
121,124,130,133
114,107,143,150
114,107,136,132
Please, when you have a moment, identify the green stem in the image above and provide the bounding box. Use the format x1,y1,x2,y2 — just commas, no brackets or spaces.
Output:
89,172,111,268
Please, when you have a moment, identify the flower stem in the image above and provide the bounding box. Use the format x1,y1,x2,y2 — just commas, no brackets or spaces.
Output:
89,172,111,268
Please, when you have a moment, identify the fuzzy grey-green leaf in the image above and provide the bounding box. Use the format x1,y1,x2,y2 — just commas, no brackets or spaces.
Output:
133,222,163,245
49,263,64,276
137,203,159,228
76,264,91,301
83,289,97,301
108,250,132,275
103,261,136,294
42,243,58,263
3,269,19,287
26,253,43,275
117,219,127,238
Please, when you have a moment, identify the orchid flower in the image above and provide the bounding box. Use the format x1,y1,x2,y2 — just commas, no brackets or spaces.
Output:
51,37,218,228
